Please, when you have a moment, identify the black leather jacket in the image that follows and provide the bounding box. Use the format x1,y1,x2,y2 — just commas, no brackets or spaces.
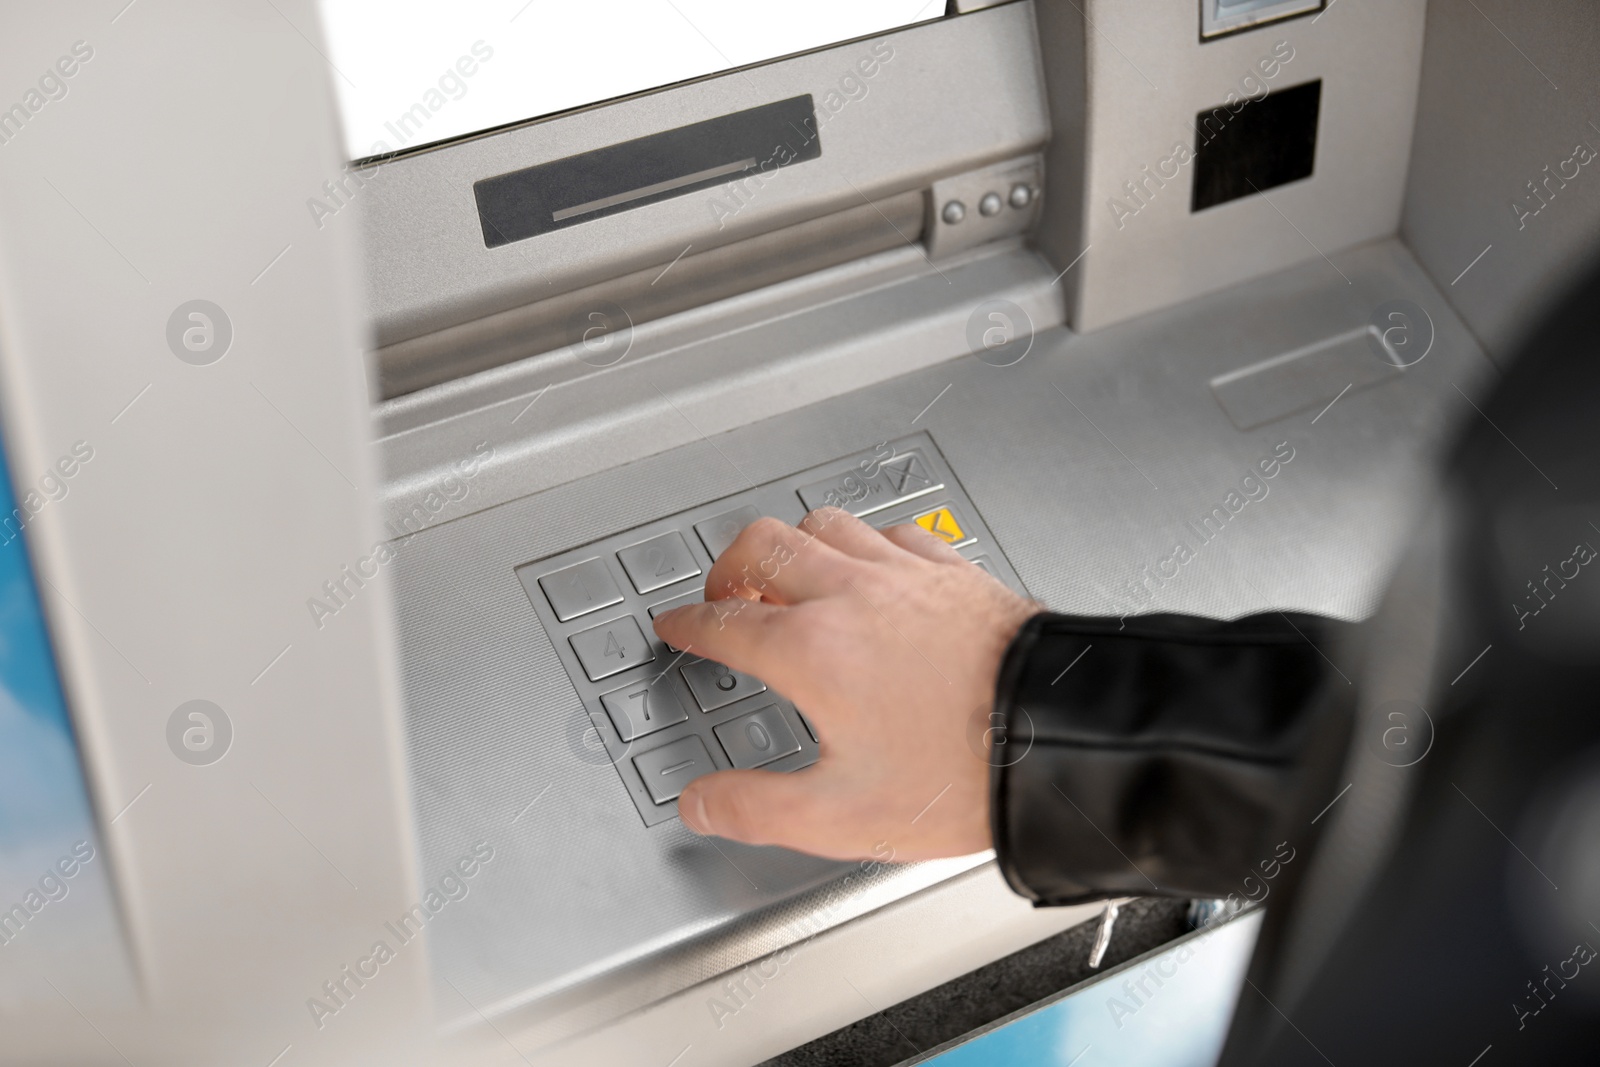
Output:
988,255,1600,1063
991,610,1355,905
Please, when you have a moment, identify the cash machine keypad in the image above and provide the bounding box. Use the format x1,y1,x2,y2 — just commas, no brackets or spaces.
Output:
516,433,1028,826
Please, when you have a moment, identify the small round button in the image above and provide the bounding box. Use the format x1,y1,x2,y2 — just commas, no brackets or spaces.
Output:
941,200,966,225
1009,183,1033,210
979,192,1003,217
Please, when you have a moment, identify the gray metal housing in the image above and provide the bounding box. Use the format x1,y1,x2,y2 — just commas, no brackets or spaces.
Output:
0,0,1593,1064
356,0,1600,1061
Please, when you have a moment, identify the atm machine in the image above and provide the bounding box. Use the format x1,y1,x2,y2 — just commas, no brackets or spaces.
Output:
1,0,1597,1064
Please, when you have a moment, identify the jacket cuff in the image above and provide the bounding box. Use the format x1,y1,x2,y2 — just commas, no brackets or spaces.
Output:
987,611,1349,906
989,612,1058,904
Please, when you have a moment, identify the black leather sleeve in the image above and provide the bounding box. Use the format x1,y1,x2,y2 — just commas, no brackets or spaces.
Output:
989,611,1357,906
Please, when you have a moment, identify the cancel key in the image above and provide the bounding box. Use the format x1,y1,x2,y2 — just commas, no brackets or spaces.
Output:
796,451,940,517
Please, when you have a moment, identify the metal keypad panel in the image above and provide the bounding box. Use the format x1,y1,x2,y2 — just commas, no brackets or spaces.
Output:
515,433,1028,826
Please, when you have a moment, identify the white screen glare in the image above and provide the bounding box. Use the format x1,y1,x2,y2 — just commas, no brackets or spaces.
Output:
317,0,944,161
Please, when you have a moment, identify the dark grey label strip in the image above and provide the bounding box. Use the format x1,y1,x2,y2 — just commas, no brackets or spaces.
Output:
474,95,821,248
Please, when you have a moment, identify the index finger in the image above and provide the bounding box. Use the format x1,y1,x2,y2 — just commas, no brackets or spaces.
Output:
651,597,795,684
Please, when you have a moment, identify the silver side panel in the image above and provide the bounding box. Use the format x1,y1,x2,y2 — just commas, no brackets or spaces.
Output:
0,3,428,1064
1400,0,1600,356
354,3,1050,348
1033,0,1090,326
1065,0,1427,331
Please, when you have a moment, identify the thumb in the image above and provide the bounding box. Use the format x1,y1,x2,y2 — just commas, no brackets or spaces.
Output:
678,767,825,849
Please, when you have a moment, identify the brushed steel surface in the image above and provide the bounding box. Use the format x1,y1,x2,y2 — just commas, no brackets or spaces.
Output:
374,190,927,398
1209,326,1400,430
445,866,1104,1067
375,244,1066,532
384,238,1491,1049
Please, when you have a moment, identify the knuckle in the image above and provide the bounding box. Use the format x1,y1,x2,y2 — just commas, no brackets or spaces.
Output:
785,602,850,661
707,566,751,600
803,505,849,529
879,523,912,545
848,563,902,600
742,606,795,661
763,605,813,656
746,516,793,542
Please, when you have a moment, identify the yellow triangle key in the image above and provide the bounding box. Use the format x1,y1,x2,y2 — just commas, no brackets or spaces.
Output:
915,507,966,545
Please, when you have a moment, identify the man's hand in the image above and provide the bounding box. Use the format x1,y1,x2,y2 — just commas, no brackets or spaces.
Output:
652,507,1038,862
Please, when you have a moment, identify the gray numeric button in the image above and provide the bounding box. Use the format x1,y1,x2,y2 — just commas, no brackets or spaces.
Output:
694,505,761,560
570,616,655,681
681,659,767,712
601,679,688,742
536,558,623,621
618,531,701,594
633,736,715,804
648,589,703,618
714,705,801,769
649,589,704,653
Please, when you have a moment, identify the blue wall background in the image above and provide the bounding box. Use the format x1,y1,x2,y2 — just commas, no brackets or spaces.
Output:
0,452,94,852
0,433,132,1005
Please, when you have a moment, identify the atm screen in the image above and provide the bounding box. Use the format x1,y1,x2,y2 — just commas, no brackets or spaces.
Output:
317,0,944,161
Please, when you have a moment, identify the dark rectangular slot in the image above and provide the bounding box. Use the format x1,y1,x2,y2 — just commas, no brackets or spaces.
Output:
1191,78,1320,212
473,95,821,248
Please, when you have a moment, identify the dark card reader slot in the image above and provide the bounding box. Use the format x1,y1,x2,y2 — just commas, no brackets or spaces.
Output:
474,95,822,247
